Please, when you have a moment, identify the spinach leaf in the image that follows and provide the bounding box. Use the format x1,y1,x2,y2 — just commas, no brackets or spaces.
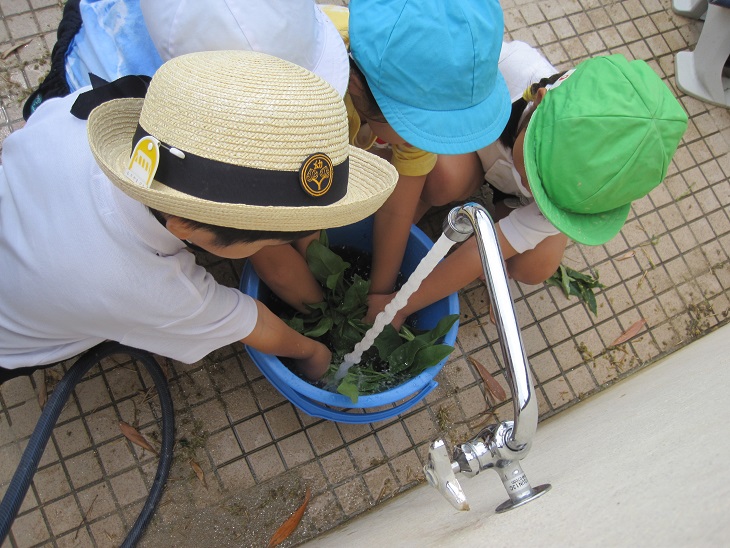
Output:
283,233,459,402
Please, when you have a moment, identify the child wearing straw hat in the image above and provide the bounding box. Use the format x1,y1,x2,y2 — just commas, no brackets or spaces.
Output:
24,0,352,314
0,50,397,384
365,47,688,328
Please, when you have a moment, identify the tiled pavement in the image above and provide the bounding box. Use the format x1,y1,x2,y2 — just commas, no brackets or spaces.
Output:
1,0,729,546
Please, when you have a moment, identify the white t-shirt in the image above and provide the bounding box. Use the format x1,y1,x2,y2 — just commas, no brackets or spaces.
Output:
0,90,258,369
477,41,561,253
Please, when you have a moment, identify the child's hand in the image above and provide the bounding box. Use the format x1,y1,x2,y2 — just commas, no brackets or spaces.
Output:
365,293,408,331
294,340,332,381
243,301,331,381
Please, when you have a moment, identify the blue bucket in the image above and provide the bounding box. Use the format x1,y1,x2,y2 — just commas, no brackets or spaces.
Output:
239,216,459,423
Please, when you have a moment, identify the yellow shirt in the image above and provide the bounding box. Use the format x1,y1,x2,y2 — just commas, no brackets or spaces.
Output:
322,4,437,178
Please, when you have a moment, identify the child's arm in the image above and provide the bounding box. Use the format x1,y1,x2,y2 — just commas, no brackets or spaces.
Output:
248,243,323,313
369,173,427,294
365,224,519,327
242,300,331,381
291,232,319,257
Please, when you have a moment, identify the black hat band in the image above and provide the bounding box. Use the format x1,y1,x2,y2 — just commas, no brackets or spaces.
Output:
132,125,348,207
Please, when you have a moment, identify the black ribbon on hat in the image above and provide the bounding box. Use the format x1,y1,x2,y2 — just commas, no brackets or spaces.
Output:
71,73,151,120
131,125,349,207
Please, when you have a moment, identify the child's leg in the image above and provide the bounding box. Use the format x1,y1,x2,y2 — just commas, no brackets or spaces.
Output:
248,243,323,313
505,233,568,285
418,152,483,220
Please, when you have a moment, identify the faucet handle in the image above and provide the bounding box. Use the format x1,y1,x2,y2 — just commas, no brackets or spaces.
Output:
423,439,470,511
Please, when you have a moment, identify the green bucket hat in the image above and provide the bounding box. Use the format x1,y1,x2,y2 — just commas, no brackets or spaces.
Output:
524,55,688,246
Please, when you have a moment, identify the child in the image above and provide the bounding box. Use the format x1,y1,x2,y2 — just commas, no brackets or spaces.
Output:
0,51,398,383
140,0,352,313
366,47,688,327
26,0,348,110
338,0,510,297
31,0,351,315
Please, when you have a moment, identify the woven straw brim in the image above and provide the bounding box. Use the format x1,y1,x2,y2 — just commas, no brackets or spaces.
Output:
87,98,398,231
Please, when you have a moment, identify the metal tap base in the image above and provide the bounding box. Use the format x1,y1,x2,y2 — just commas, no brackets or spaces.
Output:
495,483,551,513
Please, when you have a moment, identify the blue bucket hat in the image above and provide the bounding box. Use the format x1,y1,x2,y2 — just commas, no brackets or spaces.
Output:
349,0,510,155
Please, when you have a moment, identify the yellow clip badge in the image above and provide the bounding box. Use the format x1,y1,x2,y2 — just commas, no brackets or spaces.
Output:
125,136,160,188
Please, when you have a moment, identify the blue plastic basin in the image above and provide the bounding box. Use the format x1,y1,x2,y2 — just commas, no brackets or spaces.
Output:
239,216,459,423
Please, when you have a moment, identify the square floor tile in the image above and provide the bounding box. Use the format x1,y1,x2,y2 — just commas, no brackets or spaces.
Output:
9,509,50,548
277,432,315,469
306,421,344,456
216,457,255,492
108,468,148,508
247,445,285,483
45,494,82,537
334,477,369,516
66,451,103,489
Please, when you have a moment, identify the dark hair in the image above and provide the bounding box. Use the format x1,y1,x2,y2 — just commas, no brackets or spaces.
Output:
347,56,388,123
151,209,317,247
498,71,567,150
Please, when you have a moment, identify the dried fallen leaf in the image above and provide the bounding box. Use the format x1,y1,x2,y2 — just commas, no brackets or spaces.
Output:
75,494,98,540
268,486,311,548
119,421,158,456
190,459,207,488
610,319,647,347
616,250,636,261
468,357,507,402
36,369,48,409
46,369,63,382
1,38,33,59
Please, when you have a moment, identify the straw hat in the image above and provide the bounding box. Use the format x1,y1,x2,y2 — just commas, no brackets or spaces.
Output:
87,50,398,231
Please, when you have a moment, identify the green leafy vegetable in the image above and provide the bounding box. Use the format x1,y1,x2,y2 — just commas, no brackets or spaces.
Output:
283,234,458,402
545,264,605,315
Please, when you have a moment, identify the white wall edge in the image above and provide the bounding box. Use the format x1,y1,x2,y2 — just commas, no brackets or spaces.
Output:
308,324,730,547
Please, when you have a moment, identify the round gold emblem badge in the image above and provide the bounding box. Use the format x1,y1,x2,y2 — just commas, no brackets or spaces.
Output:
299,153,334,197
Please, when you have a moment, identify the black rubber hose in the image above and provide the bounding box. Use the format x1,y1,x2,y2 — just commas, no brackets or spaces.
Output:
0,341,175,547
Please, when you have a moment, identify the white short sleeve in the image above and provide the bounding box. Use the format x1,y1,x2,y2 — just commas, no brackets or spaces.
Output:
0,90,261,368
120,282,259,364
498,202,561,253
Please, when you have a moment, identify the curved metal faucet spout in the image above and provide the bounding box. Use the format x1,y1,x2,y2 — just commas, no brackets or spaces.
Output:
426,204,551,513
444,203,537,453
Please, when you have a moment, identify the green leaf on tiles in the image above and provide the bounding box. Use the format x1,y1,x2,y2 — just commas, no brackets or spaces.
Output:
545,264,605,315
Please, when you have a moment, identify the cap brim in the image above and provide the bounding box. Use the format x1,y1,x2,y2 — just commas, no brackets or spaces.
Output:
367,70,511,155
87,98,398,231
524,120,630,246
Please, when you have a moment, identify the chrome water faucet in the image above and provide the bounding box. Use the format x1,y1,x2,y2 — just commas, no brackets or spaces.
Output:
423,203,551,513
